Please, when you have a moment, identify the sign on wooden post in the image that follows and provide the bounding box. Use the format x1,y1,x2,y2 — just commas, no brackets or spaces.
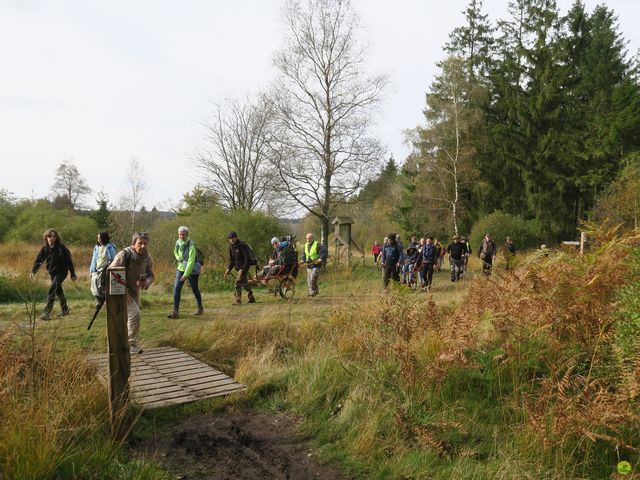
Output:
106,266,130,439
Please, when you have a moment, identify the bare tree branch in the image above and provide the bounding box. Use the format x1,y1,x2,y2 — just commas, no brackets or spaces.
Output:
269,0,388,245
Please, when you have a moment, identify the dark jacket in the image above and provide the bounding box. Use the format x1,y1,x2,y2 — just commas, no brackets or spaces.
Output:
404,246,420,265
422,243,436,264
228,240,252,271
478,239,497,259
446,242,468,260
381,241,402,265
271,241,296,266
31,243,76,277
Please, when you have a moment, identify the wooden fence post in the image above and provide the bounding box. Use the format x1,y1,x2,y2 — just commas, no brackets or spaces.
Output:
106,266,130,439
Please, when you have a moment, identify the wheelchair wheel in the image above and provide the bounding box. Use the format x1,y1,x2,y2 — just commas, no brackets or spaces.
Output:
278,277,296,300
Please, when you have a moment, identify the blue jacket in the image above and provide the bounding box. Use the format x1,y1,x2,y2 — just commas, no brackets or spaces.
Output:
381,242,403,265
89,243,117,273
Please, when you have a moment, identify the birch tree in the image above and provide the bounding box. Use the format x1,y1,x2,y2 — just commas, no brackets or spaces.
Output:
413,57,479,236
270,0,388,245
119,157,147,233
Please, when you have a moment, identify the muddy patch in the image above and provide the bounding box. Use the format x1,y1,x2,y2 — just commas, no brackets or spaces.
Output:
128,412,346,480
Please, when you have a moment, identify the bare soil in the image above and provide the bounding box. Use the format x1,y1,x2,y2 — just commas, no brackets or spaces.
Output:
128,412,347,480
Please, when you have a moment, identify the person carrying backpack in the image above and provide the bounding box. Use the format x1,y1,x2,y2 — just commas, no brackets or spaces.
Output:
30,228,77,320
167,226,203,318
110,232,155,354
478,233,497,276
89,231,117,307
420,236,436,289
224,231,256,305
381,233,403,289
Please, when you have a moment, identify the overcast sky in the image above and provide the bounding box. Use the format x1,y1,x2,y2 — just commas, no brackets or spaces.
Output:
1,0,638,210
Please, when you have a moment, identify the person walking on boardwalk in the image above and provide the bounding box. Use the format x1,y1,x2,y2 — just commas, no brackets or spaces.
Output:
109,232,155,354
302,232,327,297
224,231,256,305
89,231,117,307
30,228,77,320
167,226,203,318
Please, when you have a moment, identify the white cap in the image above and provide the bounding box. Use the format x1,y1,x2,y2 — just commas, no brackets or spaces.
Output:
178,226,189,234
271,237,280,244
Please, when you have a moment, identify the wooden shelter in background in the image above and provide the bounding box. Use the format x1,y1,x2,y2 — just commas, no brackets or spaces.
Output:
332,216,364,266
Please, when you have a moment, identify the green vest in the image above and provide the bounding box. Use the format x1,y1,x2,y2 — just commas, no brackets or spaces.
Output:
305,241,320,262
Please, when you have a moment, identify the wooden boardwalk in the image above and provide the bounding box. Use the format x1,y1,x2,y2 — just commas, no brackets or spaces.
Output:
90,346,246,409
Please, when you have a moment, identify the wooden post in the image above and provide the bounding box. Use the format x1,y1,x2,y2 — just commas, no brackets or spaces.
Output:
579,232,586,256
106,266,130,439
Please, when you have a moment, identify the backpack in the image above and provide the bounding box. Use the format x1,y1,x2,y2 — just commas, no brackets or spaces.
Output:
182,240,205,267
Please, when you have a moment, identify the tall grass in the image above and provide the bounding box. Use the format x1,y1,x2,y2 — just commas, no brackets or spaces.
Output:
196,225,639,478
0,305,170,479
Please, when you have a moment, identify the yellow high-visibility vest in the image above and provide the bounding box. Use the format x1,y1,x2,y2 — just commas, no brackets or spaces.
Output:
305,241,320,262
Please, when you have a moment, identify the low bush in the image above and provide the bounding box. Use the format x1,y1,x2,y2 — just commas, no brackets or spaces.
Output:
469,211,542,251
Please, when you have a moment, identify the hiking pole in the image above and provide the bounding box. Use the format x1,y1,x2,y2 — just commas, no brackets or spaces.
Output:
87,297,105,331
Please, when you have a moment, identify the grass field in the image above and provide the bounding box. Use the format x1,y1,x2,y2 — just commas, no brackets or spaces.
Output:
1,237,639,479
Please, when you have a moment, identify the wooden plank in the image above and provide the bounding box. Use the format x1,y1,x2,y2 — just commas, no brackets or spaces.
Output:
136,389,198,404
142,385,245,408
88,346,245,409
158,364,218,376
186,378,238,392
167,370,225,381
135,384,186,399
178,373,228,385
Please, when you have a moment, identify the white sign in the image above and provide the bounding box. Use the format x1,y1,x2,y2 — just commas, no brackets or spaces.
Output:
109,269,127,295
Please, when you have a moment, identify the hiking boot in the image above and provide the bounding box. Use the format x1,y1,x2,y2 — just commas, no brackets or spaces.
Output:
129,344,143,354
194,307,204,315
248,297,256,304
167,310,179,319
57,308,71,318
40,310,51,321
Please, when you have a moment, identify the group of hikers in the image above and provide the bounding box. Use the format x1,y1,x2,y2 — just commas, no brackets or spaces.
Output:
29,225,516,353
30,227,326,354
371,233,516,290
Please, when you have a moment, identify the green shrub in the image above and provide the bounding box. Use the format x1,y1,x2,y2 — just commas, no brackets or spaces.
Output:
469,211,541,252
150,207,284,267
6,200,98,245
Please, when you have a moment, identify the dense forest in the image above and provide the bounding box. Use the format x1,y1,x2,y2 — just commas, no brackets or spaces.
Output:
353,0,640,247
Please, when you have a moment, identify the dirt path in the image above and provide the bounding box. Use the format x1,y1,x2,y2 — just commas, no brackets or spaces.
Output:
128,412,347,480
